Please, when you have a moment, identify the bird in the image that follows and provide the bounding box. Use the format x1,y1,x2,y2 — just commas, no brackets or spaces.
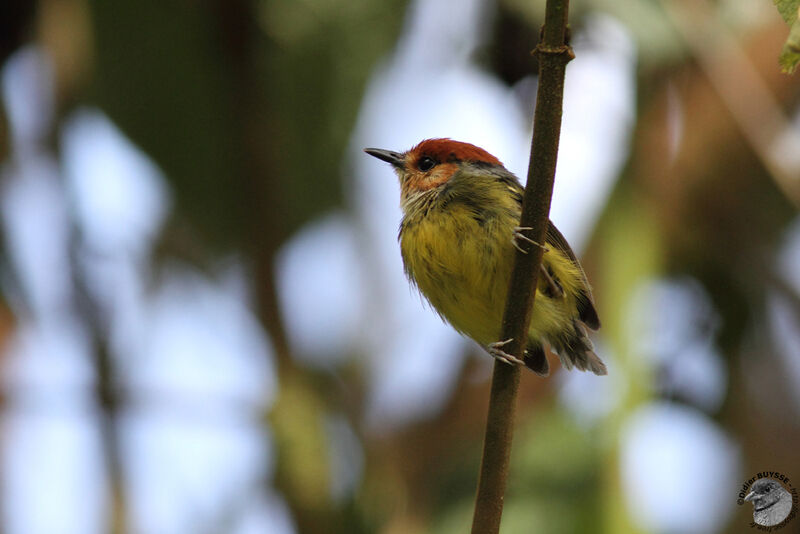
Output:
364,138,606,376
745,478,794,527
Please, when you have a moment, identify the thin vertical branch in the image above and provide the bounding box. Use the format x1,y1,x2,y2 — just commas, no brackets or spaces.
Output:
470,1,573,532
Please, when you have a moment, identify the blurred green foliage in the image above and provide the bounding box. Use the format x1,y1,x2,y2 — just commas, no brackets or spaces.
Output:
774,0,800,72
88,0,407,251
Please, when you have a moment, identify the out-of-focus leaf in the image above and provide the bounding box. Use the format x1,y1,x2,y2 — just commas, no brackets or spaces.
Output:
775,0,800,73
271,371,331,511
430,405,600,534
780,17,800,73
507,406,601,534
258,0,407,236
87,1,241,248
85,0,407,254
592,185,663,534
774,0,799,23
512,407,597,490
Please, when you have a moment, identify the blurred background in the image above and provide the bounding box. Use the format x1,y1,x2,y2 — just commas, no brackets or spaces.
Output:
1,0,799,533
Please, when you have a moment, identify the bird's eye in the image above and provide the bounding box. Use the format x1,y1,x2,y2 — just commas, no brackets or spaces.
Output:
418,156,436,171
765,486,772,493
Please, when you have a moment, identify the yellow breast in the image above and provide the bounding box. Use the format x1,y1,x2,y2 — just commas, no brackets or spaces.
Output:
399,201,585,347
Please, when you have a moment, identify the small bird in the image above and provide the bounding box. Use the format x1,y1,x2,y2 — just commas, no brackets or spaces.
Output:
745,478,794,527
364,138,606,376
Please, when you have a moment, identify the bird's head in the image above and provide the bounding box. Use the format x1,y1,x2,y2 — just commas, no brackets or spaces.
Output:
745,479,787,511
364,138,504,202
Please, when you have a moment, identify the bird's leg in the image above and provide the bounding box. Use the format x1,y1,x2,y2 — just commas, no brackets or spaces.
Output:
512,226,549,254
487,338,525,366
539,265,564,299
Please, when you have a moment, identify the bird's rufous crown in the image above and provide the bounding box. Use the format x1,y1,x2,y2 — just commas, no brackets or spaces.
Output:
409,138,503,167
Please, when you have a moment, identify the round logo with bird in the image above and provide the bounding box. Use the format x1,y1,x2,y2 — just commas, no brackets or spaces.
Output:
737,472,797,530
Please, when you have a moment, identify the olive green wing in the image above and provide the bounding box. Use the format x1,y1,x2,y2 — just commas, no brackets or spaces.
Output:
546,221,601,330
493,169,600,330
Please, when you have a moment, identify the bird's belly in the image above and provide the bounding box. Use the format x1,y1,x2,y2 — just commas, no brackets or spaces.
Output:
400,209,583,348
400,210,513,345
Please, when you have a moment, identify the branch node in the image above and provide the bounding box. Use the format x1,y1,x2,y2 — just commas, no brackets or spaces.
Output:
531,43,575,61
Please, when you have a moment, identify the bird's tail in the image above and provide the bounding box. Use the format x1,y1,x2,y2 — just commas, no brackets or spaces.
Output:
523,342,550,376
550,320,607,376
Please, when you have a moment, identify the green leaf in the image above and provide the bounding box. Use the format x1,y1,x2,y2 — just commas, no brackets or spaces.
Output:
774,0,799,24
775,0,800,73
780,15,800,73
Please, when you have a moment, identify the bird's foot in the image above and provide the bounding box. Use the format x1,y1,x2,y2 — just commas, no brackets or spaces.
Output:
512,226,549,254
487,338,525,366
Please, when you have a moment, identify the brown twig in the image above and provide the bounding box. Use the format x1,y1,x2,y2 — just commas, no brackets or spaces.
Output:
470,1,573,532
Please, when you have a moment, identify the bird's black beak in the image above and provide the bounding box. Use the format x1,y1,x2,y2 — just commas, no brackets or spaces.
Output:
364,148,405,170
744,491,756,502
